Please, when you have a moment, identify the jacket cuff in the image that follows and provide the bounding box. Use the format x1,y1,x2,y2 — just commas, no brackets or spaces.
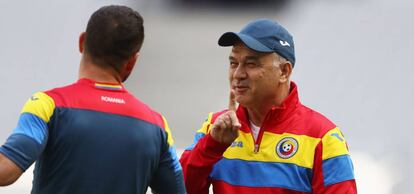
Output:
201,134,230,157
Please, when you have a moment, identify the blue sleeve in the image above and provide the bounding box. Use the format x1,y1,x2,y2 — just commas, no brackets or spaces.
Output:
0,113,49,171
149,130,186,194
0,92,53,171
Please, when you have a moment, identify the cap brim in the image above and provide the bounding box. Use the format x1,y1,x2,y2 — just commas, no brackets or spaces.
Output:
218,32,273,53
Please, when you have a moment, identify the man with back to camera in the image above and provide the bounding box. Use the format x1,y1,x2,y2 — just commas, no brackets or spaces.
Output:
0,5,186,194
180,19,357,194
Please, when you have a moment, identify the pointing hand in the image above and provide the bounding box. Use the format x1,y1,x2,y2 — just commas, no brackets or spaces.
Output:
210,90,241,144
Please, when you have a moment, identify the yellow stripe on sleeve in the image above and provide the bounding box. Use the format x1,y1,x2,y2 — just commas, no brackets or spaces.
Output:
322,127,349,160
196,112,213,135
21,92,55,123
161,116,175,146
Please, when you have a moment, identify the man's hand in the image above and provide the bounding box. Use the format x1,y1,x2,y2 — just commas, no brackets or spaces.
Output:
0,153,23,186
210,90,241,144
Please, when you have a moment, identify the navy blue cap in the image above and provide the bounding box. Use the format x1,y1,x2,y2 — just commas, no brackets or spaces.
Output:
218,19,295,66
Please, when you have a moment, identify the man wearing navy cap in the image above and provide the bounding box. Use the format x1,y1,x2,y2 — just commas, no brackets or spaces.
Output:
180,19,357,194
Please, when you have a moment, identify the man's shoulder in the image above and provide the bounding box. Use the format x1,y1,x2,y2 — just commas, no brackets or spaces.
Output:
128,95,166,129
102,92,167,130
42,81,81,100
297,105,337,138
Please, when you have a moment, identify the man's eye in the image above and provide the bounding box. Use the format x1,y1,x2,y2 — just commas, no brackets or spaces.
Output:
246,63,257,67
230,62,238,67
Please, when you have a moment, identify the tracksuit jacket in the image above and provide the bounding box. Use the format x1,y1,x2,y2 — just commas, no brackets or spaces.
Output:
180,82,357,194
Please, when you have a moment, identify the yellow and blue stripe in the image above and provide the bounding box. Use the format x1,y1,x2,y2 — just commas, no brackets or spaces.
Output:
211,158,313,192
186,111,355,190
209,131,320,191
321,128,355,186
0,92,55,170
162,116,182,172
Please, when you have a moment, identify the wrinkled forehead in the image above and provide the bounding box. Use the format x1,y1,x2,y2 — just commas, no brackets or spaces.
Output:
230,42,278,60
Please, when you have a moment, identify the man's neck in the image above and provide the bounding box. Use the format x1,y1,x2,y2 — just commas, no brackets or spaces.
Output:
78,56,122,84
246,82,290,126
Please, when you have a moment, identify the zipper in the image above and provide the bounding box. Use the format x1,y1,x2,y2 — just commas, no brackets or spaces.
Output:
250,122,262,154
252,108,274,154
254,144,259,153
250,125,260,153
252,107,276,154
253,126,266,154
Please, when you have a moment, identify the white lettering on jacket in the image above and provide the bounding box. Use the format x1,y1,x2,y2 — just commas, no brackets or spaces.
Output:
101,96,125,104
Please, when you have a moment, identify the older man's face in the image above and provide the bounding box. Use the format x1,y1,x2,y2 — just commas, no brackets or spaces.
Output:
228,43,282,108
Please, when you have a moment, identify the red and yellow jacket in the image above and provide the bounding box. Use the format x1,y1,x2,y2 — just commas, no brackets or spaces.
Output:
180,82,357,194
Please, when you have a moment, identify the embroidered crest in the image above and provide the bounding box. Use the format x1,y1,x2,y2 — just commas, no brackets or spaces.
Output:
276,137,299,159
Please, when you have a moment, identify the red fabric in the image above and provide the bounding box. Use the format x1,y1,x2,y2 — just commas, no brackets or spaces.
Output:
213,180,308,194
312,142,357,194
45,78,164,129
180,134,229,194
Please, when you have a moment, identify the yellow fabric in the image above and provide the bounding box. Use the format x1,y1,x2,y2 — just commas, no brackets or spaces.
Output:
21,92,55,123
196,112,213,135
223,131,321,169
162,116,175,146
322,127,349,160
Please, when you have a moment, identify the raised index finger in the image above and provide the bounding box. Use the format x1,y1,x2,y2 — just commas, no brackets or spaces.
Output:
228,89,237,111
228,90,240,130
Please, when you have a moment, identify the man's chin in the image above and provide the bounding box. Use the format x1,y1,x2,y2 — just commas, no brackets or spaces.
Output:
235,96,250,107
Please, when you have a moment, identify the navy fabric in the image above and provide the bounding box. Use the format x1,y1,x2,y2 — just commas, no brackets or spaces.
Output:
218,18,296,66
150,137,186,194
28,108,185,194
0,134,45,171
0,112,49,170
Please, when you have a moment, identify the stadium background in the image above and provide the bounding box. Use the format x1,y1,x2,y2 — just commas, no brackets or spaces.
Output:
0,0,412,193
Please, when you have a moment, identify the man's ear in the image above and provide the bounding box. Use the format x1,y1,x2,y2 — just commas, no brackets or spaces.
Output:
126,52,139,73
79,32,86,53
279,61,293,83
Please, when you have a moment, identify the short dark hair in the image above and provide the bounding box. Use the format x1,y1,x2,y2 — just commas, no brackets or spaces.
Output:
84,5,144,72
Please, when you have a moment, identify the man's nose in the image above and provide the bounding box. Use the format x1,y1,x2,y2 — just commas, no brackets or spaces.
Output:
233,64,247,79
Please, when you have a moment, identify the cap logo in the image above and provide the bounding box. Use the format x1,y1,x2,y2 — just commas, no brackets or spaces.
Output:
279,40,290,47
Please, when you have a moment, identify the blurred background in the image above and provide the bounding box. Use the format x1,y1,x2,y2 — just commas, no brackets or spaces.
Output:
0,0,412,193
